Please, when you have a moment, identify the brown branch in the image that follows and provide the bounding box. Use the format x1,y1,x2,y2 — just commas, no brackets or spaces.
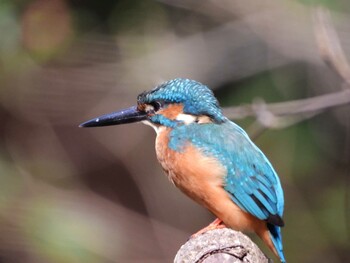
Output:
314,7,350,86
314,7,350,243
223,88,350,121
175,6,350,263
223,7,350,128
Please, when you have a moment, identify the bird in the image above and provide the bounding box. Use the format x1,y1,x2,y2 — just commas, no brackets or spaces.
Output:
80,78,286,262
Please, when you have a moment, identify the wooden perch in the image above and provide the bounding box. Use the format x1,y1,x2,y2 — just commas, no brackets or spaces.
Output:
174,228,270,263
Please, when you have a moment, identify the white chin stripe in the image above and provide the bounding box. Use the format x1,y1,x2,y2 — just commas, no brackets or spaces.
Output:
142,120,165,134
142,120,157,130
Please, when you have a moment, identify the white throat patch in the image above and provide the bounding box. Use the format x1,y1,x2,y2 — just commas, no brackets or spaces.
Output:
142,120,165,134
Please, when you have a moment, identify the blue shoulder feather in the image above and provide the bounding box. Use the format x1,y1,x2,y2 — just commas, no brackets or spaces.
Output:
168,120,284,223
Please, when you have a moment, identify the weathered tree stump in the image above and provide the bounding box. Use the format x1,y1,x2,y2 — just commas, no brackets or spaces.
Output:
174,228,270,263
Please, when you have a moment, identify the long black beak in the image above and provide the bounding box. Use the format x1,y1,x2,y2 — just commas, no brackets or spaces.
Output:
79,106,148,128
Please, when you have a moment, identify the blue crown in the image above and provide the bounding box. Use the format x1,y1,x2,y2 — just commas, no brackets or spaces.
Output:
138,78,226,123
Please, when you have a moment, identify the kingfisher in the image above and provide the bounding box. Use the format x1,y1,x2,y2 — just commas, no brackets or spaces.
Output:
80,78,286,262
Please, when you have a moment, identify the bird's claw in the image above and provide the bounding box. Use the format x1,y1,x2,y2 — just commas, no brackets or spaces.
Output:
191,218,226,238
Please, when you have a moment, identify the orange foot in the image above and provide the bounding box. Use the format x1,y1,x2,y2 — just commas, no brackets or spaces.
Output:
191,218,226,238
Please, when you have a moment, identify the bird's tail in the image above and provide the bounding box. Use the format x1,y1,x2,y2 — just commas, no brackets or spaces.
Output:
267,223,286,263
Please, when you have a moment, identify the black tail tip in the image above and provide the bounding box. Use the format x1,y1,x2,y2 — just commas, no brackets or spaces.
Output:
267,214,284,227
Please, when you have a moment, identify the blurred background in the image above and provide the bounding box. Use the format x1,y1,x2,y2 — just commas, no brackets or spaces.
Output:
0,0,350,262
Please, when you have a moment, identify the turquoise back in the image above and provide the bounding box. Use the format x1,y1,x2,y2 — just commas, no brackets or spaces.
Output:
168,120,284,219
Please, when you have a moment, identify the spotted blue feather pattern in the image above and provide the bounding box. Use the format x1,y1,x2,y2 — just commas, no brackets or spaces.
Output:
169,121,284,221
139,78,285,262
138,78,226,123
168,120,286,262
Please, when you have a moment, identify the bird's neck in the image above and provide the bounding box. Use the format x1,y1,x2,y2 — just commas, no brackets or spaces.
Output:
141,117,177,136
150,114,179,128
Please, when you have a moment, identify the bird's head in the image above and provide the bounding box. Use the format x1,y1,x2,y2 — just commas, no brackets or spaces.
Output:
80,78,226,130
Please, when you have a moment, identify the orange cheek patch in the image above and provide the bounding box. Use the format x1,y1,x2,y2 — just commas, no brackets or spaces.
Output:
137,103,146,111
159,104,183,119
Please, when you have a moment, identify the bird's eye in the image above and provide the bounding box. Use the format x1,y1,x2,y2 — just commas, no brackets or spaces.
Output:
150,101,162,112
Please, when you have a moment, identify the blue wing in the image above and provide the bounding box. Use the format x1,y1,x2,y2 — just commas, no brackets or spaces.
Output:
169,121,284,225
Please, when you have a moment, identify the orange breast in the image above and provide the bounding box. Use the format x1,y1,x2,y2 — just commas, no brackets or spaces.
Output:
156,127,225,203
155,128,266,233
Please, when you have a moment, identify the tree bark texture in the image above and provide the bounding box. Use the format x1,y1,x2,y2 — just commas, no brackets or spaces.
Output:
174,228,270,263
